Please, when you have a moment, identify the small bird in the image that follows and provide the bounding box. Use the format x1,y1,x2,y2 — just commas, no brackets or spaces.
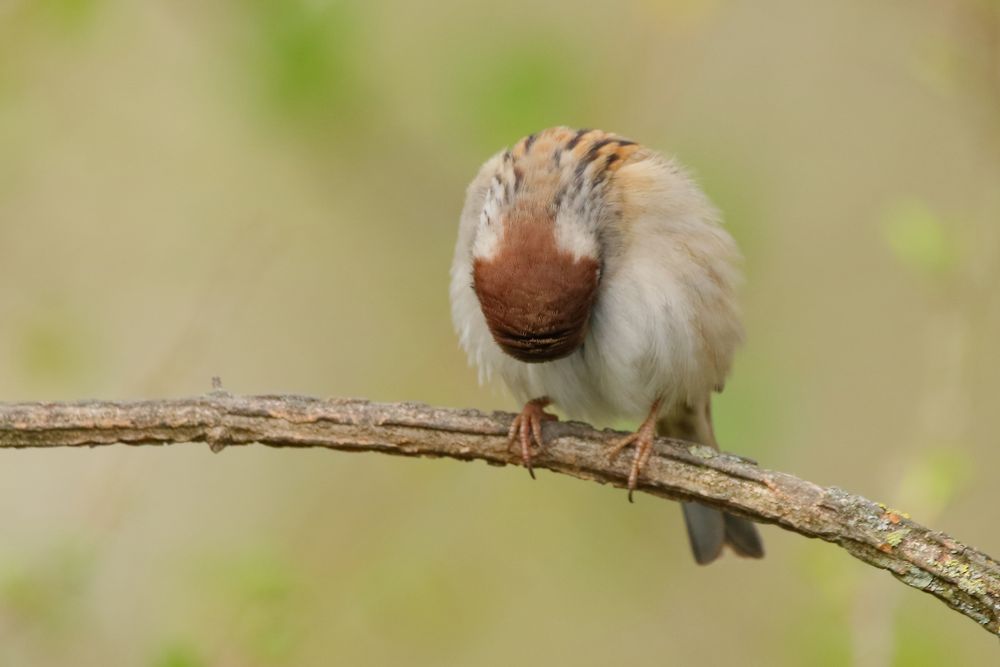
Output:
449,127,763,564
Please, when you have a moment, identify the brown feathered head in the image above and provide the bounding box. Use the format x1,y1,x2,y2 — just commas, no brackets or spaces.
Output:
470,128,639,362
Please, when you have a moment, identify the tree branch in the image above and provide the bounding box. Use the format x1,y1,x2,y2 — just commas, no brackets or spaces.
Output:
1,393,997,636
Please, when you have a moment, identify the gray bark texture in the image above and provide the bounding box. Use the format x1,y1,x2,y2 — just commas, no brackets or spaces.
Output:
1,393,997,636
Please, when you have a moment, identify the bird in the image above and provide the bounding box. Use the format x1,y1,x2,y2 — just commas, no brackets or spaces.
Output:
449,126,763,564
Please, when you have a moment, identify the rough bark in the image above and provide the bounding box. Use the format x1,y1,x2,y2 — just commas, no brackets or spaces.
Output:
0,393,997,636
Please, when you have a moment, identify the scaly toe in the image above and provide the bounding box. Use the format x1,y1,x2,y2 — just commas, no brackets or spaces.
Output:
506,415,523,454
507,399,558,478
520,419,536,479
606,433,638,462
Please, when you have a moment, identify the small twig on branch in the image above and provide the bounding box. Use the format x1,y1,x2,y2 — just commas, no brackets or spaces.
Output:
1,394,997,636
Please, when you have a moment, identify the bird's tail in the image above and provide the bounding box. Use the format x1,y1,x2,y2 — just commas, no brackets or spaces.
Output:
659,400,764,565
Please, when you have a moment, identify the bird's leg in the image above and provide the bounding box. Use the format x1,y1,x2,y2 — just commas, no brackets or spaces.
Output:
606,399,662,502
507,397,558,479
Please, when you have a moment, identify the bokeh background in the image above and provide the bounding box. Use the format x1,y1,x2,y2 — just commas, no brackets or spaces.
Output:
1,0,999,665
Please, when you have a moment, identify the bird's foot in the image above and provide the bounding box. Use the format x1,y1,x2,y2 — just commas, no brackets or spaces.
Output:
507,397,557,479
606,400,661,502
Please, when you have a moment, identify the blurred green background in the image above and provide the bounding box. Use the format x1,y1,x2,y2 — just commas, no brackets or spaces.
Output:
1,0,999,665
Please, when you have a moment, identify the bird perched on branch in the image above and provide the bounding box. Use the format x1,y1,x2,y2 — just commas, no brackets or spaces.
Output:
450,127,763,564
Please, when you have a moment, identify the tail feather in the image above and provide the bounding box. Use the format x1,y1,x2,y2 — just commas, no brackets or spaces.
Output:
681,501,725,565
723,512,765,559
660,399,764,565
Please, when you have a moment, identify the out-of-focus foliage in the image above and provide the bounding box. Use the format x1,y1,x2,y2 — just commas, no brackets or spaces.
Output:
881,199,957,278
152,643,208,667
246,0,366,124
0,0,998,665
0,543,92,635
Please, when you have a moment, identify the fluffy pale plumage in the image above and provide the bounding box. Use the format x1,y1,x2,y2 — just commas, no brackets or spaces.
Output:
451,127,762,563
450,127,744,428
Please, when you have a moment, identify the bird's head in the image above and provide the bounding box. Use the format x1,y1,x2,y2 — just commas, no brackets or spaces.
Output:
470,128,639,363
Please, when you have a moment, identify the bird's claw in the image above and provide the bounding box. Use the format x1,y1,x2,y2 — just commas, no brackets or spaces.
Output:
606,404,660,502
507,398,557,478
